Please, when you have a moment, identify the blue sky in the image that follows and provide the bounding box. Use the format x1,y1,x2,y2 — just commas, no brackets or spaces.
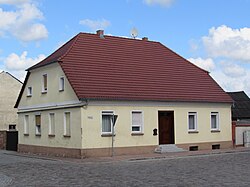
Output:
1,0,250,96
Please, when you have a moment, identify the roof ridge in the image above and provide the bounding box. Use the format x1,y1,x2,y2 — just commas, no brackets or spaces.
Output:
58,33,81,61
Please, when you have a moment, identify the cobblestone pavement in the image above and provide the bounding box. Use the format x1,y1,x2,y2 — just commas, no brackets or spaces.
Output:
1,150,250,186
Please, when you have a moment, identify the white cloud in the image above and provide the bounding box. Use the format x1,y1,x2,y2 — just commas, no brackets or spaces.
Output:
0,0,30,5
4,51,45,71
220,61,246,78
188,57,215,72
0,0,48,42
202,25,250,62
143,0,174,7
79,19,111,31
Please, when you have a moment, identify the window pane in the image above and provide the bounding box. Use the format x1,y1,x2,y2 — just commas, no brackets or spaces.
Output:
24,115,29,134
49,113,55,135
211,115,217,129
102,115,111,133
64,112,70,135
132,126,140,132
188,114,195,130
35,115,41,134
60,77,64,91
132,111,142,132
43,74,47,91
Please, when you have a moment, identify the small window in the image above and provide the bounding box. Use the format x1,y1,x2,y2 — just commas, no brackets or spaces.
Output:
188,112,197,131
35,114,41,135
64,112,71,136
27,87,32,96
59,77,65,91
24,115,29,135
42,74,47,93
132,111,143,133
102,111,114,134
9,124,16,131
211,112,219,130
49,113,55,135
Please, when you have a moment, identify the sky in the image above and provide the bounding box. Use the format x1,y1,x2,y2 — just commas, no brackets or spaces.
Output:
0,0,250,96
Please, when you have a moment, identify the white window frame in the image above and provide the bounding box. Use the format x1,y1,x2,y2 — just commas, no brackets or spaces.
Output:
59,76,65,91
27,86,32,97
42,73,48,93
211,112,219,130
35,114,41,135
64,112,71,136
101,111,114,135
131,110,144,133
24,115,29,135
188,112,197,132
49,113,55,135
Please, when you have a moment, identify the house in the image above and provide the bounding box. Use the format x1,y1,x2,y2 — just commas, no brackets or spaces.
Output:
227,91,250,146
15,30,233,158
0,71,22,150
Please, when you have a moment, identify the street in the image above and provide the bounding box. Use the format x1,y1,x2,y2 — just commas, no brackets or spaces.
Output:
0,150,250,186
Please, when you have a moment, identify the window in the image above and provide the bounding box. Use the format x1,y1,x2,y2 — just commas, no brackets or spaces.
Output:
42,74,47,92
49,113,55,135
131,111,143,133
35,114,41,135
9,124,16,131
27,87,32,96
211,112,219,130
64,112,71,136
24,115,29,134
59,77,65,91
188,112,197,131
102,111,114,134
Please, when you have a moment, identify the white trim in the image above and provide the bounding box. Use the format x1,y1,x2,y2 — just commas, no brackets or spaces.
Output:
27,86,32,97
211,112,219,130
35,114,41,135
24,115,29,134
48,113,55,135
101,110,114,135
188,112,197,132
64,112,71,136
17,100,85,112
42,73,48,93
131,110,144,133
59,76,65,91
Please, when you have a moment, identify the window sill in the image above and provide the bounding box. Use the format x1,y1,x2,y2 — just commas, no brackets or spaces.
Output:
188,130,199,134
48,134,55,137
63,135,71,138
101,133,116,137
131,132,144,136
41,91,47,94
35,134,41,136
26,95,32,97
211,130,220,133
59,89,64,92
24,133,29,136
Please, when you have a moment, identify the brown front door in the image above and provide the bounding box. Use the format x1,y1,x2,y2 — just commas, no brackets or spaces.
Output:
158,111,174,144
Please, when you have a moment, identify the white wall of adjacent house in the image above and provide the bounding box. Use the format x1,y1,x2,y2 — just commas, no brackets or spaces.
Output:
81,101,232,149
0,71,22,131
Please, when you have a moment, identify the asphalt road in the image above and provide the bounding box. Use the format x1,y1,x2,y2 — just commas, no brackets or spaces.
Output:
0,150,250,186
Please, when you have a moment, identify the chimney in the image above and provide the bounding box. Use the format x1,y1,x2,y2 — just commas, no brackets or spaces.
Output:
96,30,104,38
142,37,148,41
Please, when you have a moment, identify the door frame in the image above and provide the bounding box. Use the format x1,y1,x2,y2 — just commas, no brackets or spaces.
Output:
158,110,175,145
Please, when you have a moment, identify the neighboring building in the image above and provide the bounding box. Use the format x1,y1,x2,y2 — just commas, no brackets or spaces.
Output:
15,30,233,158
0,71,22,149
228,91,250,146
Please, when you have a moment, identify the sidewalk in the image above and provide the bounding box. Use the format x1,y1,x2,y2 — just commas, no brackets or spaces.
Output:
3,146,250,164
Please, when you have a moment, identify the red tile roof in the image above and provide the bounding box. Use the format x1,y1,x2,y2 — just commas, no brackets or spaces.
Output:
27,31,232,103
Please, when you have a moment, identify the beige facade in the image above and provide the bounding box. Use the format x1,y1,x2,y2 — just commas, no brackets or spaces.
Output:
0,71,22,131
17,64,232,157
